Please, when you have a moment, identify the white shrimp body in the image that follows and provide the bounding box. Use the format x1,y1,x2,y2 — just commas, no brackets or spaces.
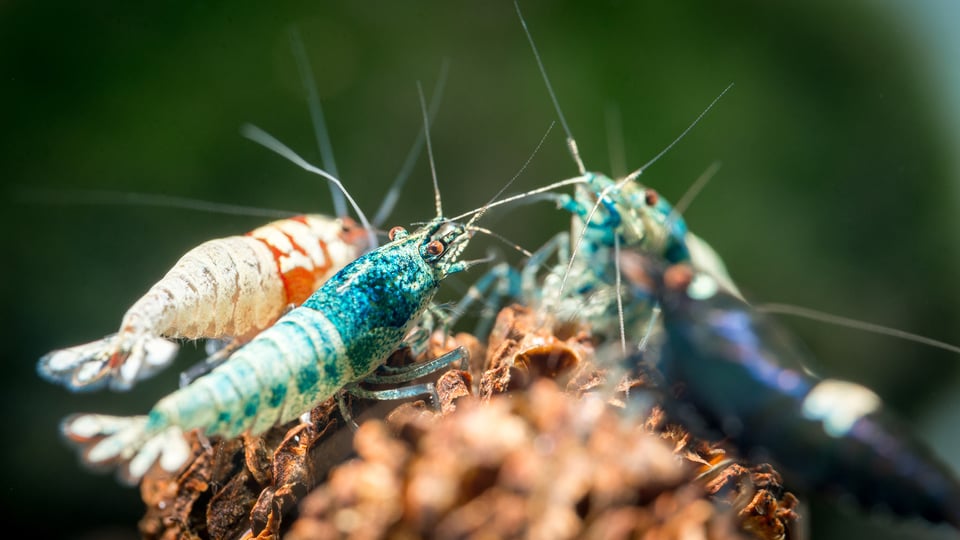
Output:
38,214,369,392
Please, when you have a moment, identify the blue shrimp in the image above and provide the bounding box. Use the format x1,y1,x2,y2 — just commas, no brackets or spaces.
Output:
447,3,737,341
515,1,738,329
620,253,960,529
61,214,479,484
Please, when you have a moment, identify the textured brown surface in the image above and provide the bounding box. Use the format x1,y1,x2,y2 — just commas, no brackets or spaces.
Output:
480,304,598,398
136,306,800,539
287,380,765,540
139,399,342,540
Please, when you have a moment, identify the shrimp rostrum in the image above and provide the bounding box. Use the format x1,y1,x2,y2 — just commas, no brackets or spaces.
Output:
38,214,370,392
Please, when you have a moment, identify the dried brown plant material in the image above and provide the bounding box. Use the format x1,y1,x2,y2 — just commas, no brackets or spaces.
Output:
480,305,596,398
138,306,800,540
287,379,759,540
139,399,343,540
649,412,800,540
700,461,800,540
139,432,244,540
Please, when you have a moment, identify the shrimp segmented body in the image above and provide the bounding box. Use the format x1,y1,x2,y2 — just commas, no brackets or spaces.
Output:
61,216,476,483
38,214,369,392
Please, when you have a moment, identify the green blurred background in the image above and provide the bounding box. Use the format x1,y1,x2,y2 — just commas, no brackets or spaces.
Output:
3,1,959,538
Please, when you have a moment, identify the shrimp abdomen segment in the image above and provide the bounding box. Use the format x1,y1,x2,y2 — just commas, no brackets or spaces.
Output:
248,215,364,306
150,308,351,439
123,236,285,340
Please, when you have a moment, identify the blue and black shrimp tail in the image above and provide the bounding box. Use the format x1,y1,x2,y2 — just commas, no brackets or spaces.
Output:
805,403,960,529
61,414,191,485
619,251,960,529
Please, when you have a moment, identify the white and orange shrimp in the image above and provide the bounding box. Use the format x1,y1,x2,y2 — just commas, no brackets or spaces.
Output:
37,35,450,393
38,213,371,392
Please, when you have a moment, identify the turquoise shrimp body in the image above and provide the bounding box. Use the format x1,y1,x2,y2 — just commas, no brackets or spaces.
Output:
63,218,473,483
547,172,692,329
562,173,690,264
504,169,734,340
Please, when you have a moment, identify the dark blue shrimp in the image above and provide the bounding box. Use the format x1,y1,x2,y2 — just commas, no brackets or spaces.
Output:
620,252,960,528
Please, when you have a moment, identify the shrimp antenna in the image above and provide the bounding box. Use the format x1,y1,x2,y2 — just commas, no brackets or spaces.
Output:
464,120,556,230
289,26,346,218
417,81,443,218
758,303,960,356
515,0,586,175
467,225,533,257
452,121,561,222
240,124,377,249
450,176,586,222
671,160,722,218
374,59,450,227
614,234,627,354
14,186,300,219
623,83,733,184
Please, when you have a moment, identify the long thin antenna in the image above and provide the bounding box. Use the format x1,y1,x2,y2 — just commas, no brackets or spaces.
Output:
467,226,533,257
614,234,627,355
373,59,451,227
417,81,443,218
15,187,299,219
624,83,733,183
465,121,555,230
241,124,377,249
289,26,346,218
672,161,722,217
450,176,586,222
514,0,586,175
758,303,960,356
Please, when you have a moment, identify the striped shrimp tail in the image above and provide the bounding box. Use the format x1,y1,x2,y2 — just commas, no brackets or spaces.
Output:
38,334,179,392
61,414,191,485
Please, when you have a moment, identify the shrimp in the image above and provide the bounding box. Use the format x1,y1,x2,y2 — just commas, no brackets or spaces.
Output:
38,214,371,392
620,254,960,529
446,3,735,342
515,1,738,332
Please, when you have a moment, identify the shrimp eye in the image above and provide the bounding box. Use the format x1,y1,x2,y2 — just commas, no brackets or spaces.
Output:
426,240,445,256
388,226,406,241
644,189,659,206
